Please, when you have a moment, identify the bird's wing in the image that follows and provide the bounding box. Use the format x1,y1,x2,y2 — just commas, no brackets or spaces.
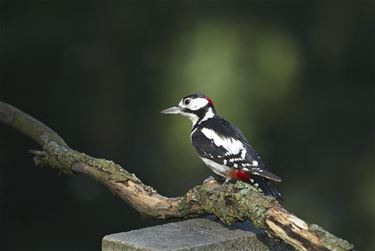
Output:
191,129,230,164
193,118,282,182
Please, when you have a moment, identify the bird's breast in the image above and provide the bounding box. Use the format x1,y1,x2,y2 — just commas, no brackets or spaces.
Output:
200,157,231,177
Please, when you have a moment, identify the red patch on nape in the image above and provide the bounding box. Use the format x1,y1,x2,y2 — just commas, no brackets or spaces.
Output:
205,96,214,106
230,169,251,182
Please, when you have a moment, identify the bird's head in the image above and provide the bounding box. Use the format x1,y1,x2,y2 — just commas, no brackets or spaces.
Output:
161,93,216,126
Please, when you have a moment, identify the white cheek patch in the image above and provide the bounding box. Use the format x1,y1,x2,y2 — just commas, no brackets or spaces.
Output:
180,112,199,124
201,128,244,155
182,98,208,111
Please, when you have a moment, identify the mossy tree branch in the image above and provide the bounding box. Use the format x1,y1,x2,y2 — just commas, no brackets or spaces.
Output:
0,101,354,251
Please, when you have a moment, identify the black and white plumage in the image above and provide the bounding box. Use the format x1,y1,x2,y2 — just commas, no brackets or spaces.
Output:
161,93,282,199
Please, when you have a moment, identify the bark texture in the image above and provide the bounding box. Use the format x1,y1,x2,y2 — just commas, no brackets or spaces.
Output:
0,101,354,251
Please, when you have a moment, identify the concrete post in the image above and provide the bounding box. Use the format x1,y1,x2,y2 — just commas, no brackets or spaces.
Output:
102,217,294,250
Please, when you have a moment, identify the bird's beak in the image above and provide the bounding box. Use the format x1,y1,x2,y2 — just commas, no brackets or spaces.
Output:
160,106,181,114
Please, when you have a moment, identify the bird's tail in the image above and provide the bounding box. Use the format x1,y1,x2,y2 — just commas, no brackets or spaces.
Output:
252,176,283,201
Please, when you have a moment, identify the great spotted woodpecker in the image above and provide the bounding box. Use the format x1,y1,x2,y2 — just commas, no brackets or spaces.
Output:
161,93,282,199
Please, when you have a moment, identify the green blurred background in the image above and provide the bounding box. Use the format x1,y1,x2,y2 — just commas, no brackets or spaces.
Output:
1,2,374,251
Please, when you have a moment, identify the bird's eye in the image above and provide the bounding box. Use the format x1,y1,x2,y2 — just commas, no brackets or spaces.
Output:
184,99,191,105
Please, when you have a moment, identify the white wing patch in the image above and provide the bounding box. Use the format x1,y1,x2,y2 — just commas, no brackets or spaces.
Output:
241,149,247,159
201,128,244,155
229,157,243,162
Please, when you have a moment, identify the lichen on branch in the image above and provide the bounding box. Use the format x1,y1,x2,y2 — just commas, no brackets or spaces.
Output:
0,101,354,251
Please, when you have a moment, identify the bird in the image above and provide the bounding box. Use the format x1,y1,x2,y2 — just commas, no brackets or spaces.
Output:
161,93,282,199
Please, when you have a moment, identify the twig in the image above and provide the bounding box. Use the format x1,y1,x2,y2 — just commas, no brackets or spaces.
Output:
0,101,354,251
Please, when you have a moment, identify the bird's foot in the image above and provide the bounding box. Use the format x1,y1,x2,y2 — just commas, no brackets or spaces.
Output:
203,176,217,185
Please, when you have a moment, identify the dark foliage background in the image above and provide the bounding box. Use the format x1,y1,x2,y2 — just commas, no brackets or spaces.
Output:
1,2,374,251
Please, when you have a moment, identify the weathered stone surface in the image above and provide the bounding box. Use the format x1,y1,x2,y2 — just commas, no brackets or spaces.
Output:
102,217,293,251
